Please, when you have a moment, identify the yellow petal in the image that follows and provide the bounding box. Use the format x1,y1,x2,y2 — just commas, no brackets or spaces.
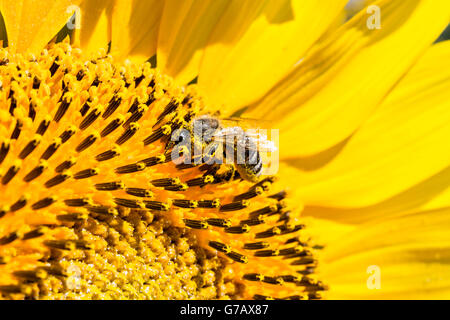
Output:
292,40,450,208
345,0,371,18
301,216,356,249
157,0,230,84
245,0,450,157
74,0,112,57
300,164,450,225
295,156,450,225
197,0,348,114
320,208,450,299
422,186,450,212
0,0,82,53
110,0,164,63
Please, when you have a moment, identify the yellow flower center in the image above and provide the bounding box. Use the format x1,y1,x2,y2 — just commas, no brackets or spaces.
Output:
0,42,324,300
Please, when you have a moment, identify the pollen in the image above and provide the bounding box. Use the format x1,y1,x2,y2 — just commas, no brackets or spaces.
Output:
0,42,324,300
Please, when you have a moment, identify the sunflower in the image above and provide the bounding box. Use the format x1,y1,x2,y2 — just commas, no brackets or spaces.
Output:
0,0,449,300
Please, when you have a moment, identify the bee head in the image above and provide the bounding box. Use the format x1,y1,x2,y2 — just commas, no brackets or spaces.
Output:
192,116,220,142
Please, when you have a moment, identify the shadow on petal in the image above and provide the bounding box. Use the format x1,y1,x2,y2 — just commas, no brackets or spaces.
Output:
301,165,450,224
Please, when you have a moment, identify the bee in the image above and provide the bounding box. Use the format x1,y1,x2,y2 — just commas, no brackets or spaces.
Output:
190,115,276,182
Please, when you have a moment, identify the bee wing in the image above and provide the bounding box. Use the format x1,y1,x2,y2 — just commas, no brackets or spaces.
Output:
214,126,244,137
212,128,277,153
253,139,277,152
219,117,274,131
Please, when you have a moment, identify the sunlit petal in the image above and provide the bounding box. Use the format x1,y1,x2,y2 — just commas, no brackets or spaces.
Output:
291,40,450,208
197,0,348,115
74,0,112,56
157,0,230,84
321,208,450,299
246,0,450,157
0,0,82,53
110,0,164,63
